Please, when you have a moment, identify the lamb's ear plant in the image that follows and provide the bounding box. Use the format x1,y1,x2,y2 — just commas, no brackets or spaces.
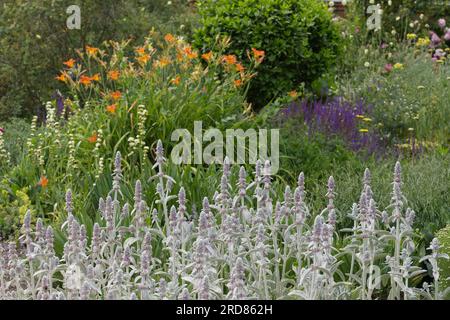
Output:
417,238,450,300
0,142,446,300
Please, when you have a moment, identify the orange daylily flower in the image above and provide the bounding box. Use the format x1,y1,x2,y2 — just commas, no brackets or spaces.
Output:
106,104,117,114
63,58,76,68
184,46,198,59
108,70,120,81
38,176,49,188
234,79,243,87
158,57,171,68
55,73,68,82
90,73,101,82
201,51,213,62
289,90,298,98
235,63,245,73
252,48,265,63
86,45,99,56
87,133,98,143
223,54,237,65
137,54,151,64
164,33,176,43
171,76,181,85
135,47,146,55
79,75,92,86
110,91,122,101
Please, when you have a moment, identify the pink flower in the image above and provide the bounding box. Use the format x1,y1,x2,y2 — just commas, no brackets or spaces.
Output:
438,18,446,29
445,30,450,41
0,127,4,134
384,64,393,73
431,32,441,45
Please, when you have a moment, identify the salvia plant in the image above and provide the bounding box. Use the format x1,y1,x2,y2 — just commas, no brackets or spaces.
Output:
0,141,448,300
279,98,385,157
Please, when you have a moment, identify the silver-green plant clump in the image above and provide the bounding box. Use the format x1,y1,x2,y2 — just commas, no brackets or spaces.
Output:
0,141,448,300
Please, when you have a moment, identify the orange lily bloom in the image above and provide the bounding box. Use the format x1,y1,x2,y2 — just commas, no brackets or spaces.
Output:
135,47,146,55
171,76,181,85
106,104,117,114
90,73,101,81
288,90,298,98
55,73,68,82
63,58,76,68
234,79,243,87
108,70,120,81
137,54,151,64
201,51,213,62
86,45,99,56
235,63,245,73
251,48,265,63
184,46,198,59
164,33,176,43
110,91,122,101
38,176,49,188
87,133,98,143
223,54,237,65
79,75,92,86
158,57,171,68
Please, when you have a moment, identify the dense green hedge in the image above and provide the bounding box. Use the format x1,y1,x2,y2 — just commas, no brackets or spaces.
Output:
193,0,343,107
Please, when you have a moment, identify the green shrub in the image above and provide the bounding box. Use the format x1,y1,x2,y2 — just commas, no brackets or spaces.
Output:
193,0,343,107
436,225,450,296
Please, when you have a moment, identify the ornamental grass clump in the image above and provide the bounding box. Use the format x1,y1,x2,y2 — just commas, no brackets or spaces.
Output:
1,141,448,300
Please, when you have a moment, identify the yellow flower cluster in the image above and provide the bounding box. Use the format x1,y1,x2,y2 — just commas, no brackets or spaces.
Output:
416,37,430,47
